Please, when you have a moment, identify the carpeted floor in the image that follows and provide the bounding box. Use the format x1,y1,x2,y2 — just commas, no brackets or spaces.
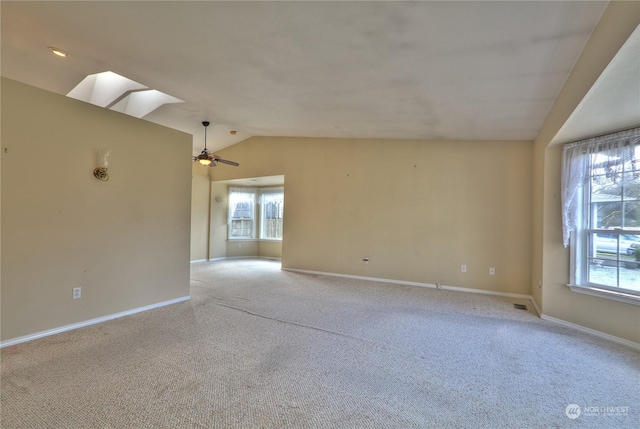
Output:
1,258,639,428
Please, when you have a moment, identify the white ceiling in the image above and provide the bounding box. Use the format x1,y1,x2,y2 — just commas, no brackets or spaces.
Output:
1,1,633,154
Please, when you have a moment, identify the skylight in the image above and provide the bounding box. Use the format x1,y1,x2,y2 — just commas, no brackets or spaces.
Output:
66,71,182,118
110,89,183,118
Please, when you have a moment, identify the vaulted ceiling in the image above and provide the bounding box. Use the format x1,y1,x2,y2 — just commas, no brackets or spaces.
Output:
1,1,636,153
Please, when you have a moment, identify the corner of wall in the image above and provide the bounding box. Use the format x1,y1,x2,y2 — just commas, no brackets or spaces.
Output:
532,3,640,343
191,164,211,262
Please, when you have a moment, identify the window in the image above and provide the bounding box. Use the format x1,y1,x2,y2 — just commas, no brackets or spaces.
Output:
260,187,284,240
228,187,256,239
228,186,284,240
562,128,640,299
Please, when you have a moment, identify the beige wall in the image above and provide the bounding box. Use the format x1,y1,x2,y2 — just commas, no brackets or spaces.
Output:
221,240,282,260
532,2,640,343
530,137,544,308
211,137,532,295
1,78,192,342
191,164,210,261
258,241,283,260
226,240,259,258
209,181,228,259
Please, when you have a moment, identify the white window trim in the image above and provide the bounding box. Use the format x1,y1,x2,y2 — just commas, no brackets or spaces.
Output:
228,187,257,240
566,284,640,306
564,128,640,302
227,186,284,241
569,231,639,306
259,187,284,241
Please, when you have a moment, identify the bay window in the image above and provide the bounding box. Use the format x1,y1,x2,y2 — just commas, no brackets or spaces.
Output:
228,186,284,241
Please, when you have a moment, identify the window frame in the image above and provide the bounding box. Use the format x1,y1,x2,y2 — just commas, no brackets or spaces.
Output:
259,187,284,241
227,186,284,242
567,134,640,305
228,187,257,240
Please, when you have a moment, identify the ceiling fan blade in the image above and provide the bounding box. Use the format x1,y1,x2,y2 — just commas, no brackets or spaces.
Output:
213,157,240,167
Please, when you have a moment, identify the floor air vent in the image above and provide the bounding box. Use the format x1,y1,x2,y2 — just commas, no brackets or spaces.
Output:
513,304,528,310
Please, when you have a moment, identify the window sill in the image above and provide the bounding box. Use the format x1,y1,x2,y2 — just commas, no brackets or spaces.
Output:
567,284,640,306
227,239,282,242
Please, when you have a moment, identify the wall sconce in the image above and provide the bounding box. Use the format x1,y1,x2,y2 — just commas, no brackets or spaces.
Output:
93,149,110,181
214,196,223,203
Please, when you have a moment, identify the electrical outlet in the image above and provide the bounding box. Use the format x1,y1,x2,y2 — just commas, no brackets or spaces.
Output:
489,267,496,276
461,265,467,273
72,287,81,299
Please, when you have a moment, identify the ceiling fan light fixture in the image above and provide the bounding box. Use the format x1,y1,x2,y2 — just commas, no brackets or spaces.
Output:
197,150,212,165
193,121,239,168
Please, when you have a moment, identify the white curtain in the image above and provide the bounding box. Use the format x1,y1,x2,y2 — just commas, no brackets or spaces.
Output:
228,187,256,219
259,187,284,239
561,127,640,247
259,187,284,212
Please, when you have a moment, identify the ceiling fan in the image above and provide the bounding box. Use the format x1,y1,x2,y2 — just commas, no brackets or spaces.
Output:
194,121,239,167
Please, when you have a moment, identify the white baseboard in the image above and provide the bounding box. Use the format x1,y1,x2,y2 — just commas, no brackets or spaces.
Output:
259,256,282,261
283,267,535,300
205,256,282,262
541,314,640,351
224,256,257,260
0,296,191,348
190,259,209,264
283,268,640,349
528,297,542,317
440,283,534,300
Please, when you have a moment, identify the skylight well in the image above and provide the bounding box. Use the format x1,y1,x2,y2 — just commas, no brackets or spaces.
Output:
66,71,182,118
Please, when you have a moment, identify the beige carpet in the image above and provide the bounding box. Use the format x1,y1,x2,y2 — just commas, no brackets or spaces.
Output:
1,259,639,428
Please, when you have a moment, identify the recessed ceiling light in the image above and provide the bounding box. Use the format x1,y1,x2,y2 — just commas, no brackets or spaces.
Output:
230,130,237,135
48,47,69,58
